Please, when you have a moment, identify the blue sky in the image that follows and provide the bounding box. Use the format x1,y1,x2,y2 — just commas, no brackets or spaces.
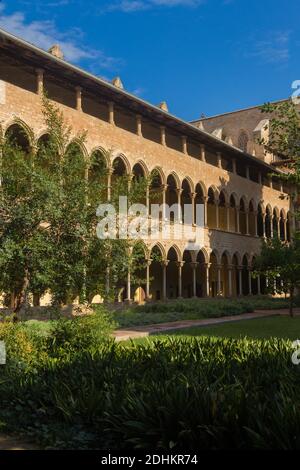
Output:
0,0,299,120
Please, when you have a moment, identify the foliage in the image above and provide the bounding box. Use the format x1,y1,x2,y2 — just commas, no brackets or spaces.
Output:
260,100,300,184
109,296,292,328
0,96,148,312
254,235,300,316
0,328,299,449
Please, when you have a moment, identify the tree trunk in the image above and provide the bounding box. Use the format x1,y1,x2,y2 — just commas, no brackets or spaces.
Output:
289,286,294,318
13,268,30,316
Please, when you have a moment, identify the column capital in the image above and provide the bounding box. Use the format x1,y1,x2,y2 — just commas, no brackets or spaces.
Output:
190,262,198,269
176,261,185,268
162,260,169,267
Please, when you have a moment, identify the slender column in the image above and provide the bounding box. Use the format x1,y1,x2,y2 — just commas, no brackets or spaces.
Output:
203,196,208,228
146,259,151,299
262,213,266,238
217,264,222,296
246,166,250,179
161,184,167,220
146,184,150,216
205,263,210,297
238,267,243,296
176,261,184,298
245,210,250,235
108,101,115,125
162,260,169,300
36,68,44,95
283,218,287,241
75,86,82,112
254,211,258,236
258,172,262,185
176,188,183,222
248,269,252,295
236,207,240,233
257,274,261,295
217,152,222,169
269,177,273,189
226,203,230,231
160,126,166,146
191,262,198,297
200,144,206,162
126,271,132,302
107,168,112,202
105,267,110,298
215,201,219,229
232,158,237,174
136,114,142,137
190,192,196,225
182,135,187,154
270,216,274,238
277,218,280,237
228,266,233,297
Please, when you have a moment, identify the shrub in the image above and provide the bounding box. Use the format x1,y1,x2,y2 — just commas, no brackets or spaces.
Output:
48,307,116,357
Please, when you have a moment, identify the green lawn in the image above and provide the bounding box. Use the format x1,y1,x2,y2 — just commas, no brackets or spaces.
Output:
154,316,300,340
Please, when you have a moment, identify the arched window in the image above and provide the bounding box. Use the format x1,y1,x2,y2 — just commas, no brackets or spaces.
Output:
238,130,249,153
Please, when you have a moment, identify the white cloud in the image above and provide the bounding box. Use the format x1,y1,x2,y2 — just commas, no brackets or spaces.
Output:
0,3,119,68
106,0,204,12
248,31,291,64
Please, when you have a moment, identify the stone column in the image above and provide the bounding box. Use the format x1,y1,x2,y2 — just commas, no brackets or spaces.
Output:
190,192,196,225
176,188,183,222
136,114,142,137
228,265,233,297
75,86,82,112
254,211,258,237
182,135,187,154
246,166,250,179
146,184,150,216
232,159,236,174
126,270,132,302
226,203,230,231
205,263,210,297
246,210,250,235
162,260,169,300
238,267,243,296
248,269,252,295
217,152,222,169
217,264,222,296
36,68,44,95
200,144,206,162
236,207,240,233
270,216,274,238
258,172,262,185
161,184,167,221
257,274,261,295
160,126,166,146
203,196,208,228
146,259,151,300
176,261,184,298
191,262,198,297
216,201,219,229
283,218,287,241
108,101,115,125
107,168,112,202
262,213,266,238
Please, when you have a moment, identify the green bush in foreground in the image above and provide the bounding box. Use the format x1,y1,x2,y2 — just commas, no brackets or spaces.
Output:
0,320,299,449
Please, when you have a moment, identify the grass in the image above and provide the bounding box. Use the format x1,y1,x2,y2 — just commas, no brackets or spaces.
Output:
152,316,300,340
109,295,292,329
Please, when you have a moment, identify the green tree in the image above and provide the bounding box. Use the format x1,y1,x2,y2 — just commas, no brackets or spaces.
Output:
254,235,300,316
0,96,148,313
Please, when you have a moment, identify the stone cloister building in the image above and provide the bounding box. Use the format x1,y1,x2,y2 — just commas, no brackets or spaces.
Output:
0,28,295,304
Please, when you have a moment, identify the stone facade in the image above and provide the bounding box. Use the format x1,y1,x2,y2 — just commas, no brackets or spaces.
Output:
0,29,295,304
